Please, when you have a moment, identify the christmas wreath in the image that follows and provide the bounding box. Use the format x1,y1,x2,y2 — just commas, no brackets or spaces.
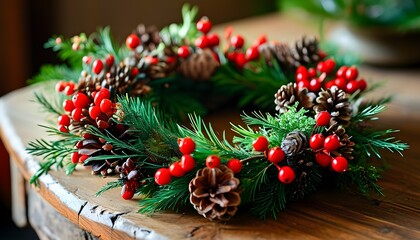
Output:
28,5,408,221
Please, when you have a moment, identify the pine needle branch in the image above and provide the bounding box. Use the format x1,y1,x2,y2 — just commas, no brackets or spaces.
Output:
96,179,124,197
32,92,64,117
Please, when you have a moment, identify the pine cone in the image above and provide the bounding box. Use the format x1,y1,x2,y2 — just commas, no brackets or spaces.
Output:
270,42,298,68
291,36,320,66
135,24,161,52
274,83,316,113
189,165,240,221
328,125,355,160
286,159,318,201
177,49,220,81
281,130,308,157
314,86,353,126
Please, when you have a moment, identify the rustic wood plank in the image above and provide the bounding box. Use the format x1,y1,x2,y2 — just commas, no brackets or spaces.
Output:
10,157,27,227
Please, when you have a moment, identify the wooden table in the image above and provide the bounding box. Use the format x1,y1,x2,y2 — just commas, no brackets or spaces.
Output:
1,13,420,240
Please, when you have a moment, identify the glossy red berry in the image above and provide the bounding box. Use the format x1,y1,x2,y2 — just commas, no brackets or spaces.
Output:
235,52,247,68
78,154,88,163
346,80,359,94
100,99,113,114
345,66,358,81
297,79,310,91
71,152,80,164
121,184,135,200
126,34,140,50
246,46,259,61
253,136,269,152
324,134,341,151
178,137,196,155
58,114,71,126
106,54,115,67
315,111,331,126
63,99,75,112
310,133,325,150
92,59,104,75
55,81,66,92
227,159,242,174
57,125,68,133
333,77,347,90
358,79,367,91
324,80,335,89
226,52,237,62
278,166,295,184
169,162,185,177
252,34,267,46
178,46,190,58
130,67,139,78
331,156,348,172
206,155,221,168
154,168,171,185
195,36,209,48
230,35,244,48
296,66,308,76
309,79,322,92
207,33,220,47
196,17,212,34
180,154,195,172
89,105,101,119
315,152,332,167
72,92,90,108
296,71,308,82
321,59,336,74
64,85,74,96
71,108,83,121
336,66,348,78
267,147,285,163
308,68,317,78
94,88,111,106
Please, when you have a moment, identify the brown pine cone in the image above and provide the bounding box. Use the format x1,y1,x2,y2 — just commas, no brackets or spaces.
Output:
274,83,316,113
314,86,352,126
291,36,320,65
135,24,161,51
281,130,308,157
328,125,355,160
177,49,220,81
286,158,316,200
189,165,240,221
270,42,297,68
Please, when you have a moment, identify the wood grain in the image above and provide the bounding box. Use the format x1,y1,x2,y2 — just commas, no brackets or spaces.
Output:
0,13,419,240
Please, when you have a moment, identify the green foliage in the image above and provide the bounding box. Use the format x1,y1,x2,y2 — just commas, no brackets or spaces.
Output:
32,91,65,117
96,180,124,197
28,64,80,84
337,165,383,195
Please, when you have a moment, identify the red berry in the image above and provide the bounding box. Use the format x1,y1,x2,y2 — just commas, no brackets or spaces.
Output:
226,52,237,62
315,152,332,167
195,36,209,48
94,88,111,106
82,56,92,64
207,33,220,47
322,59,336,74
296,72,308,82
267,147,285,163
324,134,341,151
230,35,244,48
253,136,269,152
166,56,176,64
346,80,359,94
169,162,185,177
130,67,139,78
310,133,325,150
79,154,88,163
57,125,68,133
227,159,242,174
106,54,115,67
345,66,358,81
333,77,347,90
252,34,267,46
63,99,75,112
178,137,196,155
92,59,104,75
308,68,317,78
64,85,74,96
336,66,348,78
71,152,79,164
178,46,190,58
126,34,140,50
196,17,212,34
72,92,90,108
297,79,310,91
55,81,66,92
317,62,325,73
58,114,71,126
309,79,322,92
71,108,83,122
154,168,171,185
121,184,135,200
324,80,335,89
331,156,348,172
315,111,331,126
100,99,113,113
296,66,308,76
180,154,195,172
278,166,295,184
235,52,247,68
206,155,221,168
358,79,367,91
89,105,101,119
245,46,259,61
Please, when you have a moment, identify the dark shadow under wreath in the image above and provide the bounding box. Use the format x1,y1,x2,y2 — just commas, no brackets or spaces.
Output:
27,5,408,221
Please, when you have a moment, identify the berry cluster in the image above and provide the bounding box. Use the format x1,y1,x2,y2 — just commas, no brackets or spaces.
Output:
252,136,295,184
225,31,266,68
295,59,367,94
310,111,348,172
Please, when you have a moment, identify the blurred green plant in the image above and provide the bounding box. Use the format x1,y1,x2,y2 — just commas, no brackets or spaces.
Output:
279,0,420,31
